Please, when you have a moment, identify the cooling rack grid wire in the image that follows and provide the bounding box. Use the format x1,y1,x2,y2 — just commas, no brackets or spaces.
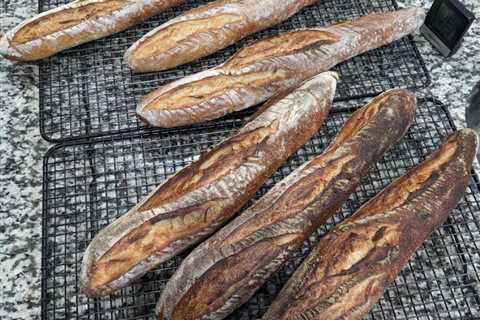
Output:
38,0,430,142
42,97,480,320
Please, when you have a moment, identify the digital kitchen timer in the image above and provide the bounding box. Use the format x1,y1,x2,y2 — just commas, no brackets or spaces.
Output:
420,0,475,57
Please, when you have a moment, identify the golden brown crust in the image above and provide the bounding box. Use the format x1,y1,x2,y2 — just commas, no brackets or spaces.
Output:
87,121,280,290
262,129,478,320
80,72,337,297
124,0,318,72
141,70,287,112
12,1,127,45
140,120,279,210
0,0,187,61
222,30,339,70
156,89,416,320
126,13,245,71
137,8,426,127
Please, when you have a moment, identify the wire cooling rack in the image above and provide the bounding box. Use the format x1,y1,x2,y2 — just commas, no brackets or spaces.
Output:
42,96,480,320
38,0,430,142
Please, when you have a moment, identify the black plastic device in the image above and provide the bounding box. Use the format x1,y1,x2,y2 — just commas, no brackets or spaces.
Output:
421,0,475,57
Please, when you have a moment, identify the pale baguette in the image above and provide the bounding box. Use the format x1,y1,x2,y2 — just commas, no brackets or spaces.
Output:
0,0,187,61
138,8,426,127
124,0,318,72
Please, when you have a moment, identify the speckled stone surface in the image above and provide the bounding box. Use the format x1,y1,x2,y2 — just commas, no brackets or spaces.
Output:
402,0,480,127
0,0,478,319
0,1,48,319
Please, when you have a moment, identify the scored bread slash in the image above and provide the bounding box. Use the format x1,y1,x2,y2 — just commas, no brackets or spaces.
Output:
124,0,320,73
80,72,338,297
156,89,416,320
262,129,478,320
137,7,426,128
0,0,188,61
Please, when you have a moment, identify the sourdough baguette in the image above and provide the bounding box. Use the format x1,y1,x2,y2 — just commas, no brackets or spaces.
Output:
124,0,317,73
80,72,337,297
137,8,426,128
0,0,188,61
263,129,478,320
156,89,416,320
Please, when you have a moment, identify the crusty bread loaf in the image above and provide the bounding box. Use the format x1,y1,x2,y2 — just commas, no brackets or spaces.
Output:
156,89,416,320
137,8,426,128
124,0,317,73
80,72,337,297
262,129,478,320
0,0,187,61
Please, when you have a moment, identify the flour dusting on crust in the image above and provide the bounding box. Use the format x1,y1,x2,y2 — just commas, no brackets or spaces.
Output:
0,0,183,60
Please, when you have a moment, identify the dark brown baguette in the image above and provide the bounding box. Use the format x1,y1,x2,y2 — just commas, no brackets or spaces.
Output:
0,0,187,61
137,8,426,127
80,72,337,297
156,89,416,320
124,0,318,72
262,128,478,320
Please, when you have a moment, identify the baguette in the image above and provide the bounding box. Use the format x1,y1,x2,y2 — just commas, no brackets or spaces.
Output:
156,89,416,320
137,8,426,128
263,129,478,320
124,0,317,73
80,72,337,297
0,0,188,61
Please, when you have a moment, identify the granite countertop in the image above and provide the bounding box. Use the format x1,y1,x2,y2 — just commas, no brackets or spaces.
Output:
0,0,478,319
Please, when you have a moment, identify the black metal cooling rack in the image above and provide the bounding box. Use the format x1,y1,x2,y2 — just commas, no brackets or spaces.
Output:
42,96,480,320
38,0,430,142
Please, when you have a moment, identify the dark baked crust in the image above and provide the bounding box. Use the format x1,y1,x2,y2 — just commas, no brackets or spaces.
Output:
124,0,318,72
80,72,337,297
137,8,426,127
262,129,478,320
156,89,416,320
